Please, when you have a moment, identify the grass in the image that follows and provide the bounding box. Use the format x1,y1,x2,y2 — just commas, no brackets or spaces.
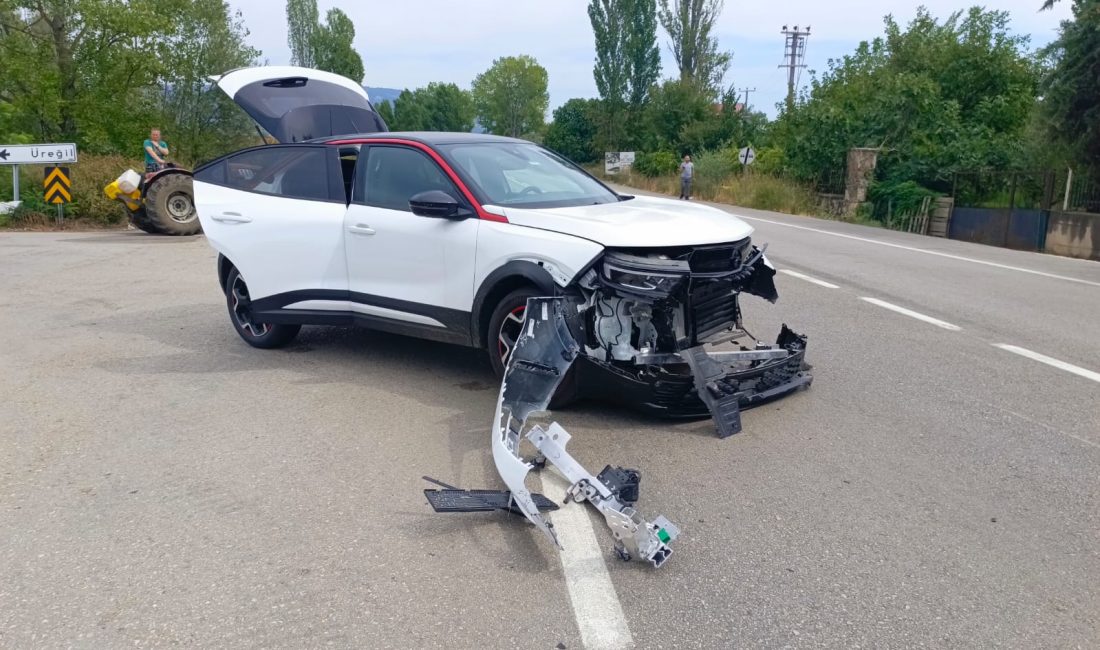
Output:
591,166,821,217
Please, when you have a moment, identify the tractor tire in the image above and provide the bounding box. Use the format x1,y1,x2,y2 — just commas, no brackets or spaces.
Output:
143,172,201,236
130,206,164,234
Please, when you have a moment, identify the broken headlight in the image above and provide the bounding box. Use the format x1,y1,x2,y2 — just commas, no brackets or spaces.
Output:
600,251,690,299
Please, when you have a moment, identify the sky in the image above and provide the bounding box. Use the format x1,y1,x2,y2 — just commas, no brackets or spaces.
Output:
226,0,1073,117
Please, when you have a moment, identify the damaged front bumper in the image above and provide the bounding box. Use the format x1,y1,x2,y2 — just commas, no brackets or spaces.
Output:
490,296,681,566
578,324,812,436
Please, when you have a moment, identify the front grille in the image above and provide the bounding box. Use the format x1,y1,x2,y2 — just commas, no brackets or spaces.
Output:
688,240,749,274
690,279,737,340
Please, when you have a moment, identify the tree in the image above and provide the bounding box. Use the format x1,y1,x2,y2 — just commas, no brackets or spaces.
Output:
588,0,628,148
0,0,193,152
313,8,364,83
1041,0,1100,170
389,83,475,132
774,8,1039,190
589,0,661,148
158,0,261,163
544,98,601,162
625,0,661,109
286,0,317,68
471,55,549,138
286,2,364,82
657,0,731,94
375,99,396,128
643,78,711,151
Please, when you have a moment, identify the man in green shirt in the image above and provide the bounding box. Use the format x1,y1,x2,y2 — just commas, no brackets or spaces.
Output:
143,128,169,174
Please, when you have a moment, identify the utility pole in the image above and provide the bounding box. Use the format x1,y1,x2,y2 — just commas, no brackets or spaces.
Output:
779,25,810,112
737,87,756,111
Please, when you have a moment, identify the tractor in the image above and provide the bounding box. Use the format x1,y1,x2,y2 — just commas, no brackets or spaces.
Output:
104,165,200,235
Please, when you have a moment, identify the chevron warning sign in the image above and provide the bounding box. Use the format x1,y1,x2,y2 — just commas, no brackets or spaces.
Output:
44,166,72,204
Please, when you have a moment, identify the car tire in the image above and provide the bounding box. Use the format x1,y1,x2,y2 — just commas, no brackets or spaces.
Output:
487,287,578,407
225,267,301,349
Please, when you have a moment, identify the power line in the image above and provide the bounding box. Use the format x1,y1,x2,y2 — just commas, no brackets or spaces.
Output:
779,24,810,112
737,87,756,110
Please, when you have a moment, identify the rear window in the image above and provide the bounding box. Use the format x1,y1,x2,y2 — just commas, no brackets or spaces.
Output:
194,146,343,203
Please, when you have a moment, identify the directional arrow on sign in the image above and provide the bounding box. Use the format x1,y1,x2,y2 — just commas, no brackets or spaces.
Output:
0,149,9,161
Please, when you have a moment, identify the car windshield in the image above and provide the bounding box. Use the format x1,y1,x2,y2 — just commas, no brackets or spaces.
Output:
441,143,619,208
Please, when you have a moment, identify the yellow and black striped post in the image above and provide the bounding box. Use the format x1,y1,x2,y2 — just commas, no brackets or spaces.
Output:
44,166,71,225
44,166,72,204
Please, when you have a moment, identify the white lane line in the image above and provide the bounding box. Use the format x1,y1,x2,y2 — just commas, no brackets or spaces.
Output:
860,297,962,331
992,344,1100,384
539,469,633,650
738,215,1100,289
779,268,839,289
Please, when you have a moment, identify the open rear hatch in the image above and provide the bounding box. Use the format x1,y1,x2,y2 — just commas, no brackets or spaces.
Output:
212,66,388,143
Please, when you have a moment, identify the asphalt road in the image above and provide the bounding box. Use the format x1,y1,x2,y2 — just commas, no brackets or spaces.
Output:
1,201,1097,648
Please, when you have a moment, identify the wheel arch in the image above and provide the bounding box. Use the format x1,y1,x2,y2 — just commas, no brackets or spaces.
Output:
140,168,193,197
471,261,558,349
217,253,236,294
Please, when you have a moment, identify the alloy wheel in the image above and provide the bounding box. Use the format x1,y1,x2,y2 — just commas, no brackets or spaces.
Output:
497,305,526,367
230,275,270,337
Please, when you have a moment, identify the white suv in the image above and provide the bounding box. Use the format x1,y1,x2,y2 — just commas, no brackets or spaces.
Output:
195,67,811,422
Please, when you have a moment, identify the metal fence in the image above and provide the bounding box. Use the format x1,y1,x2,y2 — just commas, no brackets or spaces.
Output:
1063,171,1100,213
949,170,1055,251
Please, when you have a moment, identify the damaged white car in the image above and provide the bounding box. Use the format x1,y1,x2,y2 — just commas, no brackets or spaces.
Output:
196,65,814,567
195,66,811,438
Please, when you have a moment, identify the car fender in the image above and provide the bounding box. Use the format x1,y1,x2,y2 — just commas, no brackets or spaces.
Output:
471,222,603,347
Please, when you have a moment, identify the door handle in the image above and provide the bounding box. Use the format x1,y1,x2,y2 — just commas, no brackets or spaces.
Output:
212,212,251,224
348,224,376,236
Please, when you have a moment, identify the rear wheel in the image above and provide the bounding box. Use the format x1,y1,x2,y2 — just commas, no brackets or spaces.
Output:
129,206,163,234
143,173,201,236
225,268,301,349
487,287,577,407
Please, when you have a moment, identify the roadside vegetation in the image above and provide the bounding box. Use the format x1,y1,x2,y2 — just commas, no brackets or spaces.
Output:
1,0,1096,229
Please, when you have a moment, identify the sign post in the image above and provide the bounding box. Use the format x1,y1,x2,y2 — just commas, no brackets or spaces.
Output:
0,143,78,208
738,146,756,166
44,166,72,226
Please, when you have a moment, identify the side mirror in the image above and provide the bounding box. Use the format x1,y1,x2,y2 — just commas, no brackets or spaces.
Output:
409,190,469,219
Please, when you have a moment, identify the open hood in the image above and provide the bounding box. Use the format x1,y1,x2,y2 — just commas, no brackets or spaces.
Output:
211,66,388,143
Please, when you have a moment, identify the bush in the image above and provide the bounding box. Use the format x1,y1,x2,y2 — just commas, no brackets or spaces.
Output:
0,153,141,226
868,179,939,221
633,151,679,177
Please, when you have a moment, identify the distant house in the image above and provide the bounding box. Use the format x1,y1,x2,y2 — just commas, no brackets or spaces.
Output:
712,102,745,113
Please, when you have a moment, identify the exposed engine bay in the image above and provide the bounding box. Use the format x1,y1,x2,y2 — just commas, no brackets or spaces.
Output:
425,238,813,567
574,238,812,433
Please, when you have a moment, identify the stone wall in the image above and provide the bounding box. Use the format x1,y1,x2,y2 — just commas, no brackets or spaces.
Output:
843,148,879,215
1045,211,1100,261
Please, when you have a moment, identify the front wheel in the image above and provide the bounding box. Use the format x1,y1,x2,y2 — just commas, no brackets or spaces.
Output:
486,287,577,407
225,268,301,349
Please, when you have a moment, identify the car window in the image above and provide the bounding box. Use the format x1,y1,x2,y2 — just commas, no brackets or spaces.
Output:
356,146,459,212
443,143,618,208
213,146,339,202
